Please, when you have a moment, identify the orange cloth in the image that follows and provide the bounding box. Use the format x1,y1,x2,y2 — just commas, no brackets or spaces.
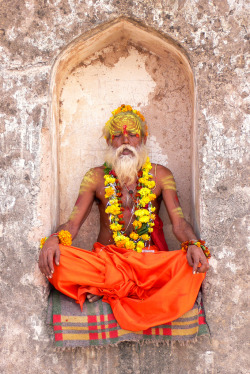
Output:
49,243,206,331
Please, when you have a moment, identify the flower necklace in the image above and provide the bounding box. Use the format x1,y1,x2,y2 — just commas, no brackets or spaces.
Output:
104,157,156,252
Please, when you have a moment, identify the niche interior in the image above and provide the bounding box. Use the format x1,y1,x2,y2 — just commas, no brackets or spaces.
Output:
49,18,198,250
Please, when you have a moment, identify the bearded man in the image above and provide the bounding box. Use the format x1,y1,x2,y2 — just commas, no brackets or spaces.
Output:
38,105,210,332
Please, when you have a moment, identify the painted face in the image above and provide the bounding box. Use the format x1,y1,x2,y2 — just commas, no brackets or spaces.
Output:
109,114,142,141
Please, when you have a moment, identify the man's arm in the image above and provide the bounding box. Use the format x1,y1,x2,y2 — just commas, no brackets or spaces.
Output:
157,165,209,274
38,168,98,278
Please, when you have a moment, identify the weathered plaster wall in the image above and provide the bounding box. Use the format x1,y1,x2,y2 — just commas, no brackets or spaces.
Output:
0,1,249,373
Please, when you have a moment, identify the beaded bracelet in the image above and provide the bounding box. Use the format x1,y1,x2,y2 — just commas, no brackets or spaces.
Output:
181,240,211,259
40,230,72,249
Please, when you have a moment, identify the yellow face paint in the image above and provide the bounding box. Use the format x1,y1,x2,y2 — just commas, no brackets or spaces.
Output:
161,175,177,191
69,206,79,221
79,169,96,194
172,207,184,218
109,113,141,139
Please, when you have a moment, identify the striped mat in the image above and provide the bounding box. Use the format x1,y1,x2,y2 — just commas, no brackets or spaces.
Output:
47,289,209,347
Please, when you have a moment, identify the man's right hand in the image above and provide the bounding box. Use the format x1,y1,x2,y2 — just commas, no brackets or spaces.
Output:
38,236,61,278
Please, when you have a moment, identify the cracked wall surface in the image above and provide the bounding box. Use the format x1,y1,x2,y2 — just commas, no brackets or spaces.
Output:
0,1,249,373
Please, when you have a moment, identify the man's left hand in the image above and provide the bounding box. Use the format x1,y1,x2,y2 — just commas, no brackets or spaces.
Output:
186,245,209,274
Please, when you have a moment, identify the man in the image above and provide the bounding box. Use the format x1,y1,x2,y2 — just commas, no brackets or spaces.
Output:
39,104,209,332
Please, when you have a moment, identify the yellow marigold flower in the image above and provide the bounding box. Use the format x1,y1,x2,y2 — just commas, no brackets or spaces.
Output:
110,223,122,231
105,205,121,215
125,240,136,250
116,240,126,248
136,247,143,253
148,228,153,233
139,177,147,184
58,230,72,246
114,234,127,242
140,234,150,241
139,215,150,223
140,197,150,207
104,176,116,185
151,207,156,212
142,158,152,172
149,222,155,227
130,232,139,240
135,209,150,217
139,187,151,196
146,181,155,189
136,241,144,251
40,237,47,249
150,214,156,220
148,193,156,201
132,220,142,229
109,198,119,205
105,186,115,198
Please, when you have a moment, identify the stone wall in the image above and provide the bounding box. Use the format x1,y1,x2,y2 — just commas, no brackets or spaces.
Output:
0,1,248,373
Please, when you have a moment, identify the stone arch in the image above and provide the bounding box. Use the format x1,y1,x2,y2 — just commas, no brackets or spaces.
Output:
48,17,199,249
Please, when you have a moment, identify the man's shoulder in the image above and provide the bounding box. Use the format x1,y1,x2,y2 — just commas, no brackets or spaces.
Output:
81,165,105,189
84,165,105,176
151,163,173,178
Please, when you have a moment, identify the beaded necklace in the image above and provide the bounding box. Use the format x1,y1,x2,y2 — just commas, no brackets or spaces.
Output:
104,157,156,252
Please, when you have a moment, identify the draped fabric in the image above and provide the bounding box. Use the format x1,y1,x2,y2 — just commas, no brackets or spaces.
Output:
49,243,206,332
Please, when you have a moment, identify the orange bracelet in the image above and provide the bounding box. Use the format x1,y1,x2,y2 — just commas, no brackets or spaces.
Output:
181,240,211,259
40,230,72,249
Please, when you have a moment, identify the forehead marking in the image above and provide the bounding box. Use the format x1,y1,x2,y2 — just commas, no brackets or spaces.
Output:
123,124,128,136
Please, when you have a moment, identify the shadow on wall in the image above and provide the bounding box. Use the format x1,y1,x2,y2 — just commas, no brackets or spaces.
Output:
48,17,198,250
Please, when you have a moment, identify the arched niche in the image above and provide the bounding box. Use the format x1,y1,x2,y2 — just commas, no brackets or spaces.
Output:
48,17,199,250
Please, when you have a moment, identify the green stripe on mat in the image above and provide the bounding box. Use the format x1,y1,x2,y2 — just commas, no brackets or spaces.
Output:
52,290,63,347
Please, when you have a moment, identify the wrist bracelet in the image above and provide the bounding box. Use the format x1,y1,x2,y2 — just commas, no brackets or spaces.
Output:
40,230,72,249
181,240,211,258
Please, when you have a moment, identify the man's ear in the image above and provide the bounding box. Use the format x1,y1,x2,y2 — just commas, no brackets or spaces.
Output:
106,138,110,145
143,136,147,145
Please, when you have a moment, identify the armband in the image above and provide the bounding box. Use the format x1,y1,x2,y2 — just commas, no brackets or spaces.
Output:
181,240,211,259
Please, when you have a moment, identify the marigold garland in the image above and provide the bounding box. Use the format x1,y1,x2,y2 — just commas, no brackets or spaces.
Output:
40,230,72,249
181,240,211,259
104,157,156,253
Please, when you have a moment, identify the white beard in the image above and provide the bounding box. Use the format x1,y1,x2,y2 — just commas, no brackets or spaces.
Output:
105,144,148,186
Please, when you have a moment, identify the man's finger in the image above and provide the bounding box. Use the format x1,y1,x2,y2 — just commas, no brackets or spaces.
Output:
55,248,60,266
192,259,199,274
47,251,54,276
196,260,209,273
186,250,194,267
40,251,50,277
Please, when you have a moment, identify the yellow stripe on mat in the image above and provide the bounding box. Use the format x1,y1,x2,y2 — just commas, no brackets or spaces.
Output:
118,330,144,337
180,308,198,319
61,315,115,324
172,319,197,326
172,327,199,336
62,333,93,341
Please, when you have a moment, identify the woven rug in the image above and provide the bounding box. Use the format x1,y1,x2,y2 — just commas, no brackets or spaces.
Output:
47,288,209,347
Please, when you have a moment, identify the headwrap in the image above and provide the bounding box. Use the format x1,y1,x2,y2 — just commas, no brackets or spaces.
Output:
103,104,148,140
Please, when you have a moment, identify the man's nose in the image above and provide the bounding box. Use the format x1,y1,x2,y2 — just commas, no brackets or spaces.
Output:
122,134,129,143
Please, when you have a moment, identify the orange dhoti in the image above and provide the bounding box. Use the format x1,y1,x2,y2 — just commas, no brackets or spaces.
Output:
49,243,206,331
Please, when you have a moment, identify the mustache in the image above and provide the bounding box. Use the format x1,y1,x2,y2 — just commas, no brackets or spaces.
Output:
116,144,137,157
